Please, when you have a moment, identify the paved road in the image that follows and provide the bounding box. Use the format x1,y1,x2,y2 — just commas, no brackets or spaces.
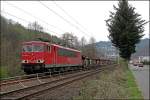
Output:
129,64,149,99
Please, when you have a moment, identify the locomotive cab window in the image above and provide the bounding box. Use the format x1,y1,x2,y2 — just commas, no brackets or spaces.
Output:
22,44,44,52
33,45,44,52
22,45,32,52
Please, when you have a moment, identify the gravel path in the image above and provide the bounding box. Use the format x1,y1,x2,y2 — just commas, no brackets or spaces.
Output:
129,64,149,99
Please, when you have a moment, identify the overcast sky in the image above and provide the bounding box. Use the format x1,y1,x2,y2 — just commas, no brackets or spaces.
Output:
1,1,149,42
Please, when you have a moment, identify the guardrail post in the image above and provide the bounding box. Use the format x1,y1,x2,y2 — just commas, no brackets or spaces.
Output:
36,74,43,83
18,77,27,88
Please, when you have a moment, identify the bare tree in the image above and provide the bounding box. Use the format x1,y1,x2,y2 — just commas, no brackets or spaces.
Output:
28,21,43,32
86,37,97,58
80,37,87,55
73,36,80,49
61,32,79,48
80,37,87,48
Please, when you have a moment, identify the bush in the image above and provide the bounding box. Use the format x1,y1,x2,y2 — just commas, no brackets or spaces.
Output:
142,61,150,65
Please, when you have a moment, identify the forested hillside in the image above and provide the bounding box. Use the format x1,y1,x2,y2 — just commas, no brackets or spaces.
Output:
1,16,62,77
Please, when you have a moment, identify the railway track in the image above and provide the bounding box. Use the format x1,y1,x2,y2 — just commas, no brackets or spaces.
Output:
0,65,115,100
0,73,48,86
0,70,82,94
0,64,111,87
0,69,79,87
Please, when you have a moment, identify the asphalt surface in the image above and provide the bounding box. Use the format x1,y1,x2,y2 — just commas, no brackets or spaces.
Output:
129,64,149,100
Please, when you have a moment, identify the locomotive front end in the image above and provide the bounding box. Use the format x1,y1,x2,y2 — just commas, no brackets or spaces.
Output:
21,41,46,74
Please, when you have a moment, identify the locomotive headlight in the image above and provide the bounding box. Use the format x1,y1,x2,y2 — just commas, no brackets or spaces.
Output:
37,60,44,63
22,60,28,63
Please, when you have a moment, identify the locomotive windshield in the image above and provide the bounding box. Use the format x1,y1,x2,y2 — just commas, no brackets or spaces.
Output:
33,45,44,52
22,45,44,52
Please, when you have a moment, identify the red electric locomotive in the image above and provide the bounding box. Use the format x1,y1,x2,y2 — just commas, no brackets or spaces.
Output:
21,41,82,74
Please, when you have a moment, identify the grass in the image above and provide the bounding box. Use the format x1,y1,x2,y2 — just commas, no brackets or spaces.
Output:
0,65,24,79
0,66,9,79
73,59,143,99
126,69,143,99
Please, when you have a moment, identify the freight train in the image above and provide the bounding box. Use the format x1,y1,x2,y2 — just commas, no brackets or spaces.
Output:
21,41,113,74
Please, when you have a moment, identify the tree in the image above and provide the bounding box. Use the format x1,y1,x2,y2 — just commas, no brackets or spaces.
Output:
80,37,87,55
80,37,87,48
28,21,43,32
106,0,146,60
61,32,80,49
83,37,97,58
89,37,97,58
73,36,80,49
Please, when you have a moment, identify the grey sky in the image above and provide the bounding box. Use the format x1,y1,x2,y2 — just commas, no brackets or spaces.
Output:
1,1,149,42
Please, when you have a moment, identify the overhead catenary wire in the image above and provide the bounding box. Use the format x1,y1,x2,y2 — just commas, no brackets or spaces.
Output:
5,1,65,34
39,1,92,38
1,11,30,23
1,10,60,36
53,1,94,37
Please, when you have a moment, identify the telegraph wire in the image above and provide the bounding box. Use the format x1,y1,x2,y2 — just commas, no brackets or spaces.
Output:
53,1,93,37
1,10,60,36
39,1,92,38
5,1,65,34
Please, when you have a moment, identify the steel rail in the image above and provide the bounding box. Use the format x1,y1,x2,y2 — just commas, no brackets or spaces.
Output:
0,68,79,86
0,70,86,96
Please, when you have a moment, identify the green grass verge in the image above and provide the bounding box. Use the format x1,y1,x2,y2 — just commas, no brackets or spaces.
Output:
126,69,143,99
0,66,24,79
0,66,9,79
